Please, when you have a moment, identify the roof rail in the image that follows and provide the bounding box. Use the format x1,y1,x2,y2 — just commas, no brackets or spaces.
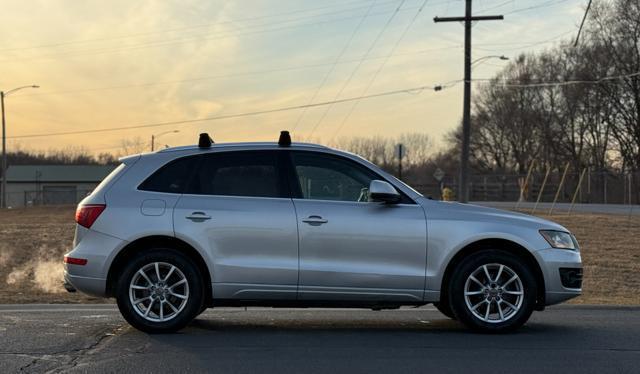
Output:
198,133,214,148
278,130,291,147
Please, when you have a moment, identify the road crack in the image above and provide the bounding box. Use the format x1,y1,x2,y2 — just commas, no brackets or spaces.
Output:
12,324,126,373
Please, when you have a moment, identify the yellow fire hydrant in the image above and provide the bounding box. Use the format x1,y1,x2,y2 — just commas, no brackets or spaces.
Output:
442,187,455,201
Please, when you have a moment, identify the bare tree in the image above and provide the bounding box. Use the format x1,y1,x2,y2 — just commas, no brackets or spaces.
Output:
118,136,147,156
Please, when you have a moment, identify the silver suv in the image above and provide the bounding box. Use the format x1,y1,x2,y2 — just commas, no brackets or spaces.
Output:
64,132,582,333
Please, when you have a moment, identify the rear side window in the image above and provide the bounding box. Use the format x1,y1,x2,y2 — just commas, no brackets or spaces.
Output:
139,156,199,193
93,163,126,194
185,151,284,198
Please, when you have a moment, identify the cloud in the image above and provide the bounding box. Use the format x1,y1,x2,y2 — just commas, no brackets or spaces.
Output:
1,0,579,150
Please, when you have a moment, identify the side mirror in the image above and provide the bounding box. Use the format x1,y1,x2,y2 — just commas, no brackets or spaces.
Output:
368,180,401,204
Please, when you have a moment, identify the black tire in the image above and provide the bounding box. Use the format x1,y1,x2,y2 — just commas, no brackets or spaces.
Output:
197,305,208,317
115,248,205,333
448,250,537,333
433,301,456,320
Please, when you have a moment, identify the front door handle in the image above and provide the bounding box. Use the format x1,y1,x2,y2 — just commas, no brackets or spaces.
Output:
186,212,211,222
302,215,328,225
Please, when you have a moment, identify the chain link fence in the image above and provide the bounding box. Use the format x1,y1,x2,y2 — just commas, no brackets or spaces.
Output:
7,188,93,208
413,171,640,204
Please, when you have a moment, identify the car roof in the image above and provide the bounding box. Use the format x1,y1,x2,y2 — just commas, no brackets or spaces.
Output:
157,142,329,153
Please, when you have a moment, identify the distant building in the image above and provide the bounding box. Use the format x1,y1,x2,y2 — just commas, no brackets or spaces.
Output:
3,165,116,208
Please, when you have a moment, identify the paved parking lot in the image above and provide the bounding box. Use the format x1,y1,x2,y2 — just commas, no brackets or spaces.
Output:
0,304,638,373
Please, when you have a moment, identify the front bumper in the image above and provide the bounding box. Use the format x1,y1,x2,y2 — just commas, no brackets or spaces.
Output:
534,248,583,305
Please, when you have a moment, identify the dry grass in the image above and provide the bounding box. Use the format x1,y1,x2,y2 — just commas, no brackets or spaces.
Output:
0,206,638,304
0,206,107,304
541,212,640,305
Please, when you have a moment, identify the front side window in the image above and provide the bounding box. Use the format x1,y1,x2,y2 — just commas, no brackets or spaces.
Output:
186,151,283,198
290,152,377,202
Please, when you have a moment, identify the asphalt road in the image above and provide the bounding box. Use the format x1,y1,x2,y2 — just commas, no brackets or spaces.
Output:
0,304,638,373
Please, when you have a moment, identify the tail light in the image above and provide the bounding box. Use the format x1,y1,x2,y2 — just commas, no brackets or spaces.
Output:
64,256,88,266
75,204,106,228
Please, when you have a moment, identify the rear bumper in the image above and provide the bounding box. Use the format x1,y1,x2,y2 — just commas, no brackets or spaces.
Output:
63,277,76,292
64,228,126,298
63,272,107,297
534,248,583,305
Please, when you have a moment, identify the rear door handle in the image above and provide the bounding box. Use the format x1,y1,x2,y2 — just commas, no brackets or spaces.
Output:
302,215,328,225
186,212,211,222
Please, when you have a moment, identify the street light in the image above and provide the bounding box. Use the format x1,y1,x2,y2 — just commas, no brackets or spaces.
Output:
1,84,40,208
151,130,179,151
471,55,509,68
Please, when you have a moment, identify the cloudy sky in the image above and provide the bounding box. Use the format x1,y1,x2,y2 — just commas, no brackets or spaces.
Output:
0,0,587,154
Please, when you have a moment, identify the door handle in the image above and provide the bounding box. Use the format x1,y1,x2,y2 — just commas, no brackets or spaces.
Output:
302,215,328,225
186,212,211,222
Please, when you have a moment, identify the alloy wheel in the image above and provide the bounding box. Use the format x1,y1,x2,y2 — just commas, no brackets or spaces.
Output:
463,263,524,323
129,262,190,322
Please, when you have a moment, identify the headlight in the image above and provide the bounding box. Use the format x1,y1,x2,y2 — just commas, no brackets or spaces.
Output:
539,230,578,250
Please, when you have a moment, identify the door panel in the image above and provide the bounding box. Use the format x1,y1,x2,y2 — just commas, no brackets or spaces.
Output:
294,200,427,301
172,150,298,300
174,195,298,299
287,150,428,301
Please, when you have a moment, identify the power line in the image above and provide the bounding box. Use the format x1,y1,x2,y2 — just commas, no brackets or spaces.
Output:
473,71,640,87
7,83,448,139
292,0,379,132
477,0,515,15
13,45,462,99
331,0,429,140
1,2,411,64
503,0,570,15
12,69,636,140
308,0,407,138
474,29,575,52
574,0,593,47
0,0,383,53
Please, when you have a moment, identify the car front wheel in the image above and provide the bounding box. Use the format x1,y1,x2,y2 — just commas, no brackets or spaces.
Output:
449,250,537,332
115,249,204,333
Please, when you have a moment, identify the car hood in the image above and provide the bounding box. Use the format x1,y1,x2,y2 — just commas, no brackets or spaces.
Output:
418,198,569,232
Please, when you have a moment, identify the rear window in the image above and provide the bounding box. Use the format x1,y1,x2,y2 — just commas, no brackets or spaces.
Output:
138,156,199,193
185,151,283,198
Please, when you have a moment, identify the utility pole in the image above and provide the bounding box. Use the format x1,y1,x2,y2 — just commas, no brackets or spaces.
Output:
434,1,503,203
151,135,155,152
1,92,6,209
396,143,404,180
0,85,39,208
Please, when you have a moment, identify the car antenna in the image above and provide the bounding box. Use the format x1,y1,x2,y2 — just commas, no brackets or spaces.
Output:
198,133,214,148
278,130,291,147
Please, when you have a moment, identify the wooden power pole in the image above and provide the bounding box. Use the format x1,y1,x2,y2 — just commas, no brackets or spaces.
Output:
434,1,503,203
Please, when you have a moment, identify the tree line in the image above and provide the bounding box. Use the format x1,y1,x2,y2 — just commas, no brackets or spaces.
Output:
452,0,639,175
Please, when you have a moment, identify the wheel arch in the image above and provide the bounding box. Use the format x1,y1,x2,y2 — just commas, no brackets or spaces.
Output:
106,235,213,306
439,238,546,310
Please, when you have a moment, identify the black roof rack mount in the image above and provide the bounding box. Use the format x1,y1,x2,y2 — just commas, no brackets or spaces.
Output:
198,133,214,148
278,130,291,147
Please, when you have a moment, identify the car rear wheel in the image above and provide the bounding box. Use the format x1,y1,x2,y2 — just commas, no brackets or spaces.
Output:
449,250,537,332
116,249,204,333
